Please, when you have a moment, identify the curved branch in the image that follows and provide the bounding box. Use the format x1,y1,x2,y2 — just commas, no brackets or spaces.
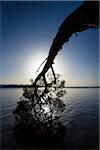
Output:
35,1,99,83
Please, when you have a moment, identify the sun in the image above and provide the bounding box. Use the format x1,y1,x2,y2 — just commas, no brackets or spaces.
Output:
23,52,47,80
22,46,68,84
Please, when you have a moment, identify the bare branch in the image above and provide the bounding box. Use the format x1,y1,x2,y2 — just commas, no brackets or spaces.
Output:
35,1,99,83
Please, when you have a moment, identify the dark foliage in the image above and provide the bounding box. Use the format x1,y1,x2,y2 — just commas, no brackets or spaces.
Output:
13,72,66,149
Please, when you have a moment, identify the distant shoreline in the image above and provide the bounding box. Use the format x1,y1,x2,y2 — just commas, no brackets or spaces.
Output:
0,84,99,88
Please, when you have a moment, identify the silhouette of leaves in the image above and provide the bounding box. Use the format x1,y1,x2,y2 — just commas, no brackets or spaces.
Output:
13,72,66,148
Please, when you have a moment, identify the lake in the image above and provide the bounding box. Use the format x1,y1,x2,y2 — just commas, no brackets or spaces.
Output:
0,88,99,149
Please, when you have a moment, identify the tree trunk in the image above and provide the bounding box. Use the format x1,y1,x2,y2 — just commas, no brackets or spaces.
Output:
35,1,99,83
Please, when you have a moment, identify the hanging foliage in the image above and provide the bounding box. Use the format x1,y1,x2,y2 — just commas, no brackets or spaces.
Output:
13,70,66,148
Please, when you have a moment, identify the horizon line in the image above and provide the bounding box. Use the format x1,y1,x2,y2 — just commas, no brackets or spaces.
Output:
0,84,99,88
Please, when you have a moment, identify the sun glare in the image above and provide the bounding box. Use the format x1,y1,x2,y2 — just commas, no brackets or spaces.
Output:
22,46,68,84
23,52,47,80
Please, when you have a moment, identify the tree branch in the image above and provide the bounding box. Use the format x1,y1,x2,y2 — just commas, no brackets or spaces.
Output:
35,1,99,83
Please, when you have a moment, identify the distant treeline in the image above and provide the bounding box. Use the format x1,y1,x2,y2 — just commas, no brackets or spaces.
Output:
0,84,99,88
0,84,28,88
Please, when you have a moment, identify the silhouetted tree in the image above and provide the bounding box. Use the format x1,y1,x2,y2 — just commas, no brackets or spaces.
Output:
13,1,99,148
13,72,66,148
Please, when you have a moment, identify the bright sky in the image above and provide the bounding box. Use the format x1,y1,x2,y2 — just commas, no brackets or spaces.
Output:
1,1,99,86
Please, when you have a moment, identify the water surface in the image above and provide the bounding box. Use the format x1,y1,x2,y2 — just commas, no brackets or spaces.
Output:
0,88,99,149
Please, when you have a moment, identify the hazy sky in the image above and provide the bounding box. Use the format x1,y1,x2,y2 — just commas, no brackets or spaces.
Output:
1,1,99,86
